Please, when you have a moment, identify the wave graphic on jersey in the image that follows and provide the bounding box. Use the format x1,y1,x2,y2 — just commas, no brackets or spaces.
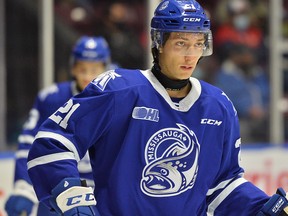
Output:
140,124,200,197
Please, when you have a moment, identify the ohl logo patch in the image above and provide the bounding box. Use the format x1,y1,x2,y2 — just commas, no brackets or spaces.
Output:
140,124,200,197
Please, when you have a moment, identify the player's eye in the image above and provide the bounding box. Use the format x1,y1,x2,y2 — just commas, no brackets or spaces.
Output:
175,41,186,47
194,42,205,49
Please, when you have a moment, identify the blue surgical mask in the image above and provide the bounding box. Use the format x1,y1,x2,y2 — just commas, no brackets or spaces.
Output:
233,14,250,31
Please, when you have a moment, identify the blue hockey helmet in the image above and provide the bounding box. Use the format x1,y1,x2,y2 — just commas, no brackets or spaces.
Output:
151,0,213,56
71,36,111,64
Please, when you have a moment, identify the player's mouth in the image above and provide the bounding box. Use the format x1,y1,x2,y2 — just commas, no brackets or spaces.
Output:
180,65,193,70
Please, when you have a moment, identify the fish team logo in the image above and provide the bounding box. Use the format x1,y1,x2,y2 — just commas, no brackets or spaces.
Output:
140,124,200,197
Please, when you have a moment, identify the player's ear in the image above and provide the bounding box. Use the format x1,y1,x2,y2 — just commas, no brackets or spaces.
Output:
159,47,163,53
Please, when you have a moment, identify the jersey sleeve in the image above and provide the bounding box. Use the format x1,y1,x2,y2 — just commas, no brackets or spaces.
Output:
14,84,64,184
27,84,115,205
12,93,57,206
206,91,269,215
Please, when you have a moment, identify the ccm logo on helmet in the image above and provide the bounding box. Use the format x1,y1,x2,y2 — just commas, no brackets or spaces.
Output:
183,18,201,22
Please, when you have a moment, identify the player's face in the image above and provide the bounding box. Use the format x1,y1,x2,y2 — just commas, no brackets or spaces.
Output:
158,32,204,80
72,61,106,90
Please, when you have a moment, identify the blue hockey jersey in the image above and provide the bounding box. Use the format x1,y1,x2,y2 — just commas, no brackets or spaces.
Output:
15,81,93,192
27,69,269,215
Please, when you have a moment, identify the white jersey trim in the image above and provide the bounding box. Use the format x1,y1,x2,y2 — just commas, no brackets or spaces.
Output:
206,177,233,196
78,161,92,173
27,152,77,169
13,180,38,203
15,149,29,159
78,152,92,173
207,178,247,215
35,131,80,161
141,70,201,112
18,134,35,144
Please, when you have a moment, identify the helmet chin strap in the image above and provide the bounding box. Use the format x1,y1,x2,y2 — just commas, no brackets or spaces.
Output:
151,64,190,91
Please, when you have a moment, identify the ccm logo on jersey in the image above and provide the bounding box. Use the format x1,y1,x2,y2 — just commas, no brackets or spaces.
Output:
201,118,222,126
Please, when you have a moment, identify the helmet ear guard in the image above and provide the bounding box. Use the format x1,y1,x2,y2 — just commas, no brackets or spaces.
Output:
203,31,213,56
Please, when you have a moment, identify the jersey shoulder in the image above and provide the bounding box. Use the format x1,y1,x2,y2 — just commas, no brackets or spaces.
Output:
199,79,237,116
38,81,73,103
88,68,147,93
199,79,223,98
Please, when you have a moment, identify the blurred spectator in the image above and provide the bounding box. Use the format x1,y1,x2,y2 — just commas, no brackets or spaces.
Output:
100,2,147,69
193,56,220,84
214,44,270,143
214,0,266,65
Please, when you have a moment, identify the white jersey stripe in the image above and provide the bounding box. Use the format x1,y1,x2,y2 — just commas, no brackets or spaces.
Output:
13,180,38,203
18,134,35,144
35,131,80,161
78,161,92,173
206,178,233,196
27,152,76,169
207,178,248,215
16,149,29,159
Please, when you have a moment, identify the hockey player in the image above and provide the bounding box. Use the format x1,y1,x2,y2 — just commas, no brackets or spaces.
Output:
5,36,113,216
27,0,288,215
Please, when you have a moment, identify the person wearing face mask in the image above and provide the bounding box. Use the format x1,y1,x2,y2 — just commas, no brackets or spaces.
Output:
214,0,265,63
232,13,250,31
